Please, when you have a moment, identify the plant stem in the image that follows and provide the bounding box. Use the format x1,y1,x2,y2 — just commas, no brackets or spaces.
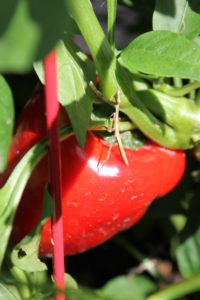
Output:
196,90,200,107
147,273,200,300
113,236,161,279
158,81,200,97
107,0,117,51
44,50,65,300
173,77,182,88
189,80,195,99
65,0,117,99
113,235,146,261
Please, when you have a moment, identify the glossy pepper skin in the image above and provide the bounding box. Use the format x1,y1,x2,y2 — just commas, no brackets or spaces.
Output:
0,89,186,256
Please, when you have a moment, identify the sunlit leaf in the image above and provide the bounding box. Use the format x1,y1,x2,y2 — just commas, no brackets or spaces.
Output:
153,0,200,39
34,41,95,146
121,30,200,81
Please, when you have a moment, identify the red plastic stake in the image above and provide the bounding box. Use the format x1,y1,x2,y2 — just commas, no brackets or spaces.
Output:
44,50,66,300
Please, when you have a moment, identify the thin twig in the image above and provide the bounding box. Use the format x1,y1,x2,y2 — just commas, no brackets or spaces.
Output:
89,81,129,165
89,81,114,105
113,91,129,165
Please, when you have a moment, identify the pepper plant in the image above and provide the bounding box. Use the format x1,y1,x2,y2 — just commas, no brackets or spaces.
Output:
0,0,200,299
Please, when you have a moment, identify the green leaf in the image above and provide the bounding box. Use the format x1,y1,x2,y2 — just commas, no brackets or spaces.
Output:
11,235,47,272
0,142,45,269
56,41,95,146
153,0,187,33
121,30,200,81
98,275,156,300
0,75,14,173
182,1,200,39
64,273,78,290
11,186,53,272
35,40,95,146
0,283,21,300
176,225,200,279
0,0,76,73
52,273,78,291
153,0,200,40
